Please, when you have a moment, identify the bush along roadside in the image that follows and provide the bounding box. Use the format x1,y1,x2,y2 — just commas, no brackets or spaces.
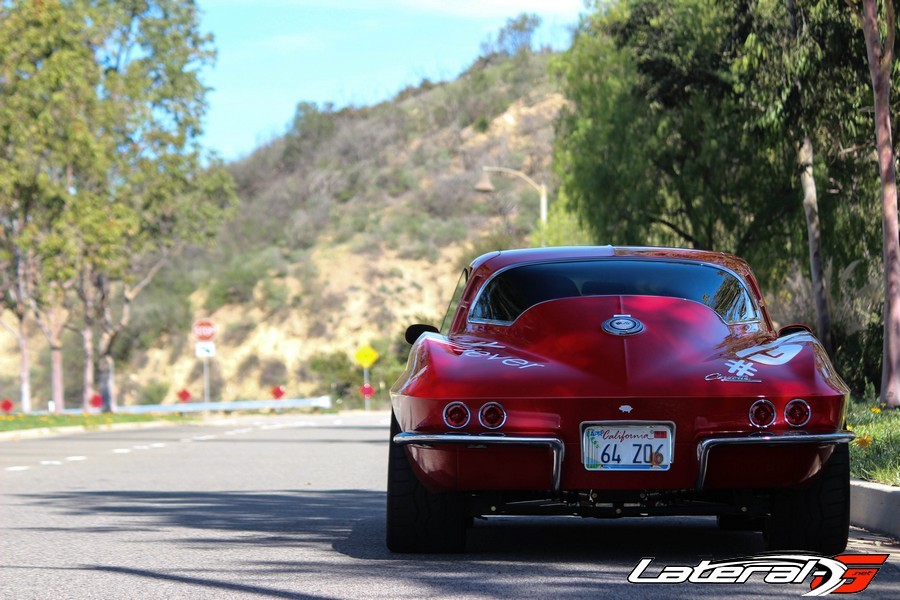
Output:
847,399,900,487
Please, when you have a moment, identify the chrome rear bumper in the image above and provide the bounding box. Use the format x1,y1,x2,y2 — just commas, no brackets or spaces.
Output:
695,432,855,490
392,432,565,492
394,430,855,494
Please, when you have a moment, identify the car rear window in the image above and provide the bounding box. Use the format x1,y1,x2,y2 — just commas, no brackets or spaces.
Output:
469,260,756,324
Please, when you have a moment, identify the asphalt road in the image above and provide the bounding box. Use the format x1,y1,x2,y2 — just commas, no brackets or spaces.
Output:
1,412,898,599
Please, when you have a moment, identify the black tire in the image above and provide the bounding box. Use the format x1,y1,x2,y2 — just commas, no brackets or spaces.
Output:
386,412,468,553
765,443,850,554
717,514,764,532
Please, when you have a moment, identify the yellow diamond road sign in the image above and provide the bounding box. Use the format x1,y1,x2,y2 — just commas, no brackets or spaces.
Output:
355,344,379,369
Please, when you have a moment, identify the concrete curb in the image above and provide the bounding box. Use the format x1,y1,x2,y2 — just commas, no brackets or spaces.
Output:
850,479,900,540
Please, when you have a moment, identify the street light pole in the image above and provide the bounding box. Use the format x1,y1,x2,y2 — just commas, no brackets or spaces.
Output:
475,166,548,245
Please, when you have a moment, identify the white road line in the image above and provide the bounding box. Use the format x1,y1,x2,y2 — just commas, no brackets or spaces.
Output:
133,445,151,450
40,460,63,465
149,443,166,448
192,435,216,441
112,449,131,454
65,456,87,462
6,466,30,471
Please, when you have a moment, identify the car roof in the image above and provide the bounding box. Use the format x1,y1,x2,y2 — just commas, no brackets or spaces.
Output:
469,246,755,280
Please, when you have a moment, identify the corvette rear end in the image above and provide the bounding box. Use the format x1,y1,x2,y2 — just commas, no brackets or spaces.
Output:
386,247,852,554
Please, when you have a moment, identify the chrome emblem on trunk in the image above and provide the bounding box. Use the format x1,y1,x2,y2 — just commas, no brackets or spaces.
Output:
602,314,644,336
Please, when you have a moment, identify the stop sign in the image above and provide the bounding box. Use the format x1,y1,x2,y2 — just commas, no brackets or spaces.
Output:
192,318,217,342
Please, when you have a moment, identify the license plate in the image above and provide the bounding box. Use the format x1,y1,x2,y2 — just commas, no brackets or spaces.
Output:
582,423,674,471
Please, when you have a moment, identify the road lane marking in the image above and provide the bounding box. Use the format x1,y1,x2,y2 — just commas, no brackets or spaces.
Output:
112,449,131,454
149,443,166,448
65,456,87,461
192,435,216,441
40,460,63,465
6,466,29,471
133,445,151,450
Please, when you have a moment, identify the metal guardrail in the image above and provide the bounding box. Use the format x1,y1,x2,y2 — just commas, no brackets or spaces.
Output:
55,396,332,415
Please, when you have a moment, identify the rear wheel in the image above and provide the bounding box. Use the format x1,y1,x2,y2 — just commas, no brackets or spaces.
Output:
386,412,468,553
765,443,850,554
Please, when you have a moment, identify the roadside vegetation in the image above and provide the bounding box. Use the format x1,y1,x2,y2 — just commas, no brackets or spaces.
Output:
847,399,900,487
0,412,197,434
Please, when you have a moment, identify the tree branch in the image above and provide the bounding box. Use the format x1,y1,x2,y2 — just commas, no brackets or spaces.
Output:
647,215,700,247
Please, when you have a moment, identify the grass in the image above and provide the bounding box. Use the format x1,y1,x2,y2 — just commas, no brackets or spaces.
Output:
846,400,900,487
0,412,197,433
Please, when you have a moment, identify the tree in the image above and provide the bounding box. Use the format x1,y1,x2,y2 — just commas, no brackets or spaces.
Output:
733,0,874,355
0,0,109,412
281,101,337,170
481,13,543,57
847,0,900,407
0,0,235,412
86,0,236,411
554,0,801,283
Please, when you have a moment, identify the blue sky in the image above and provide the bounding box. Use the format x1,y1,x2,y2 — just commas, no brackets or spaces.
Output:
197,1,587,161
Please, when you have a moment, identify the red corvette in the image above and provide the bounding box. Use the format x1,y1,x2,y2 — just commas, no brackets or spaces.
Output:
387,246,853,553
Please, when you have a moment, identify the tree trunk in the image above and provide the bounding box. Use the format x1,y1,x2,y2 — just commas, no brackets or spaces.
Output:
98,352,117,413
18,317,32,414
859,0,900,407
50,342,64,414
82,323,95,411
797,137,833,355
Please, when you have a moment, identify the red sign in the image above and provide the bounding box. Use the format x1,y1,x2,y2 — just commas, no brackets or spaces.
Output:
359,383,375,399
192,319,217,342
89,394,103,409
177,388,192,402
0,398,13,413
271,385,286,400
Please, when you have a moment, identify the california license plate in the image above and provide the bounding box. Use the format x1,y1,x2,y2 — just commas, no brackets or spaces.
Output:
582,423,674,471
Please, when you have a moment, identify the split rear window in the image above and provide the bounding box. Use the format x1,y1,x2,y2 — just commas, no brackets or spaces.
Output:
469,260,756,325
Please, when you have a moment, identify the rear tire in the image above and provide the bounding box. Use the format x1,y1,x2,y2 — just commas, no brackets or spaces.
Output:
765,443,850,554
717,514,764,532
386,412,468,553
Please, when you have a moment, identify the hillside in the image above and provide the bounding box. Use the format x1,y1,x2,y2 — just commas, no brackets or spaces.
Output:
0,52,567,409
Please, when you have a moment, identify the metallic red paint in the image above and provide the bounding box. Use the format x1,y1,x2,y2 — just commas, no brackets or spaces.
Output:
391,247,850,497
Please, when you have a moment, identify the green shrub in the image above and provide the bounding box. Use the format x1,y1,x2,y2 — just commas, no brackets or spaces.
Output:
138,381,170,406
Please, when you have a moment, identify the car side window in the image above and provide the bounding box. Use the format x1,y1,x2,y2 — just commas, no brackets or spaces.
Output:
440,270,468,335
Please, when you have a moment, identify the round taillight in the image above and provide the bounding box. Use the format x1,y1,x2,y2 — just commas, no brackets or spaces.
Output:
749,399,776,428
443,402,470,429
478,402,507,430
785,399,811,427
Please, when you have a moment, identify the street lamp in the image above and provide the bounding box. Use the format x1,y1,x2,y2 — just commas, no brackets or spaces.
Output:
475,166,548,234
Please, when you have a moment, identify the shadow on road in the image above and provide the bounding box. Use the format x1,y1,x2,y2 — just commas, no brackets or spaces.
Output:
18,489,900,598
23,487,766,561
